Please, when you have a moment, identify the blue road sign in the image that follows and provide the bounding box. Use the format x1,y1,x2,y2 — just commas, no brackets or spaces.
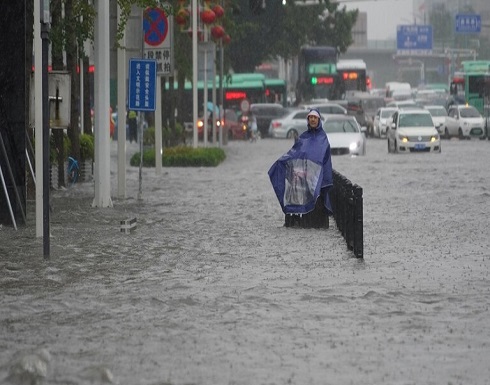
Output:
128,59,157,112
397,25,433,54
455,14,481,34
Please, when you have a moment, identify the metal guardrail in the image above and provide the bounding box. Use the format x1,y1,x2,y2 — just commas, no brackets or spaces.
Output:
330,170,363,258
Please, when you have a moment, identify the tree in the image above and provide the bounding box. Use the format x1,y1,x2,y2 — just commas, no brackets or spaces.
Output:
227,0,358,72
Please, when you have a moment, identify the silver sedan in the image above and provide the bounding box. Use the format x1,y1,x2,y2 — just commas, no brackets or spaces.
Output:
268,109,311,139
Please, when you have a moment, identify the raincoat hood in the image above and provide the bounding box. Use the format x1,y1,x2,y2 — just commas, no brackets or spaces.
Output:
306,108,324,132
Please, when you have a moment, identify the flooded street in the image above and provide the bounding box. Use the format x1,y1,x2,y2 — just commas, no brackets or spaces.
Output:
1,137,490,384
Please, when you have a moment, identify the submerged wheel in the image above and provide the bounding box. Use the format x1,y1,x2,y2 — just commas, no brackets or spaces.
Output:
458,128,465,140
287,130,298,140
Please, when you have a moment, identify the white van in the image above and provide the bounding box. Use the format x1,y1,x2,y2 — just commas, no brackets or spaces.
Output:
385,82,412,100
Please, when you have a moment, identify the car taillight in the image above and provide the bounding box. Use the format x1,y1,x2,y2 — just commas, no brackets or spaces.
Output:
271,121,282,129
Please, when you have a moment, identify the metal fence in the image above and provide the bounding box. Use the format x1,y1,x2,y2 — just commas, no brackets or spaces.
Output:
330,170,363,258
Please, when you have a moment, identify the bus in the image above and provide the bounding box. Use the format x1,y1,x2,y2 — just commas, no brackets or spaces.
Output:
449,60,490,113
296,46,339,104
336,59,367,94
168,73,287,122
222,73,267,111
264,78,287,107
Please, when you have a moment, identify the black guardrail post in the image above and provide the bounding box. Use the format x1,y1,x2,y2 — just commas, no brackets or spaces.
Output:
353,184,363,258
330,169,363,259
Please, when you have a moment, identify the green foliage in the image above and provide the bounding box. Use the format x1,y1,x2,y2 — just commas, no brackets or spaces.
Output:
49,133,70,163
143,126,155,146
228,0,359,72
79,133,94,161
143,124,185,146
130,146,226,167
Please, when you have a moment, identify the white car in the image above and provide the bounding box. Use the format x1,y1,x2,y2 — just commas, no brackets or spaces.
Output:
387,109,441,153
268,109,312,139
444,105,486,139
373,107,398,138
386,100,418,109
301,102,347,116
424,105,448,135
323,115,366,156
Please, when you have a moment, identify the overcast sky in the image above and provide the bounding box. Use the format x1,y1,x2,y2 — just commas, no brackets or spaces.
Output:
345,0,415,40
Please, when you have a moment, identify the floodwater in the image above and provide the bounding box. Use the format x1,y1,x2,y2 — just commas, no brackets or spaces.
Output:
1,137,490,385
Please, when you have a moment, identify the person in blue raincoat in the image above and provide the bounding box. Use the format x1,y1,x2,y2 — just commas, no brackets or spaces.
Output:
268,108,333,226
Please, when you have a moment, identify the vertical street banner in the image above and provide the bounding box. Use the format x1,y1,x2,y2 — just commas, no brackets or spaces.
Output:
128,59,157,112
143,7,174,76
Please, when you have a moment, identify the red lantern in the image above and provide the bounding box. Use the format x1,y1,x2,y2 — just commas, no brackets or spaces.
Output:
200,8,216,24
212,5,225,18
223,34,231,45
175,8,189,26
211,25,225,39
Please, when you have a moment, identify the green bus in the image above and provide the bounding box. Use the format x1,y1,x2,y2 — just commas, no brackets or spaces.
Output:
450,60,490,114
167,73,287,121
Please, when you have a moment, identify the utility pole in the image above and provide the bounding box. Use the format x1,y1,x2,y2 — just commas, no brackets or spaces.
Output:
40,0,51,259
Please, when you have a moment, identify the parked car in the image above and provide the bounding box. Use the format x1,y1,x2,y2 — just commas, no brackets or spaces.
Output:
268,109,311,139
250,103,288,138
373,107,398,138
424,105,448,135
444,105,486,139
386,109,441,153
323,114,366,156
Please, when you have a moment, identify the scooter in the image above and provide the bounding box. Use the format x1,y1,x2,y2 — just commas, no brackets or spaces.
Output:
240,114,259,142
240,115,254,141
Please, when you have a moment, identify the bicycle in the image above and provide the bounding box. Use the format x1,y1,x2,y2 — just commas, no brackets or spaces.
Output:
67,156,80,187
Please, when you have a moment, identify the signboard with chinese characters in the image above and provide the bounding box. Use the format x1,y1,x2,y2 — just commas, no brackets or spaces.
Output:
142,7,174,76
396,25,433,55
455,14,481,34
128,59,156,112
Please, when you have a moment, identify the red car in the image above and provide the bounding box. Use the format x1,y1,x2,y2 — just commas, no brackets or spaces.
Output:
224,109,248,140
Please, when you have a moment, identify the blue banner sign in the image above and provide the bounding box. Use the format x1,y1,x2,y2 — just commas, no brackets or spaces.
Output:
396,25,433,55
128,59,157,112
455,14,481,34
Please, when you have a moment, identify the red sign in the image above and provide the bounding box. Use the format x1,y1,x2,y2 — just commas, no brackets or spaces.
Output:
225,91,247,100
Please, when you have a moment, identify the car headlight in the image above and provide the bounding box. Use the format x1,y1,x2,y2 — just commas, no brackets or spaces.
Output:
398,135,409,143
349,141,360,151
430,135,439,142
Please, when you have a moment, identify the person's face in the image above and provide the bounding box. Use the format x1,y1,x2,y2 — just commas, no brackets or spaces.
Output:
308,115,320,128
